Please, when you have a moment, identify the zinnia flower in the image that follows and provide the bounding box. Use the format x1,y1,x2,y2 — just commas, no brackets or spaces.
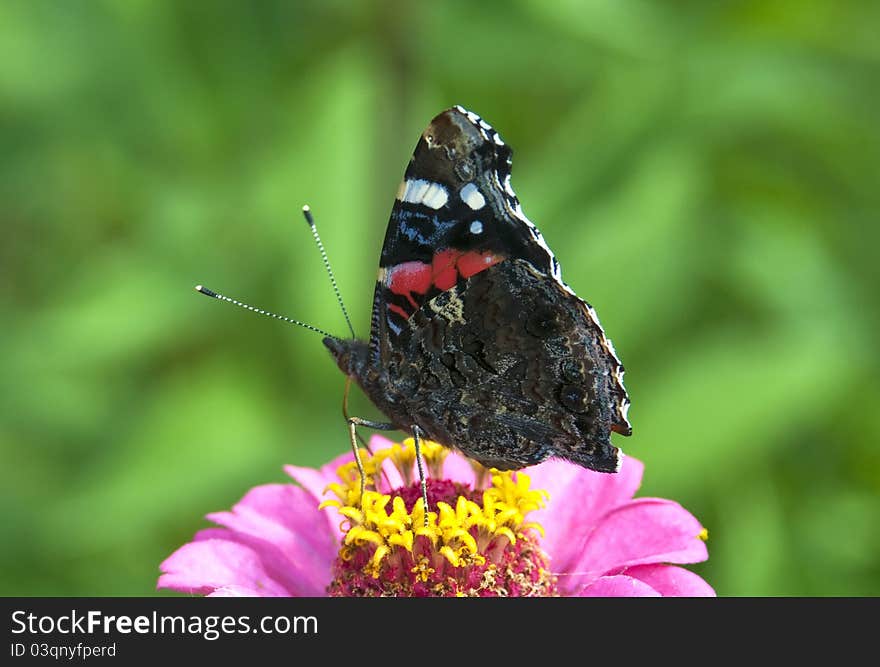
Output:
158,435,714,597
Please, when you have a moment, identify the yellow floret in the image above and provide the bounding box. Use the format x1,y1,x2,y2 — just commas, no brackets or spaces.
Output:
322,438,548,578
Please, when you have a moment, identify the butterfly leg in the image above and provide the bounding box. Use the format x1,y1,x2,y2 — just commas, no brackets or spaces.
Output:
342,376,378,457
347,417,396,506
412,424,429,527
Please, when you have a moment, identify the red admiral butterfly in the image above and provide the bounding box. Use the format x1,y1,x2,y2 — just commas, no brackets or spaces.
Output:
325,106,631,477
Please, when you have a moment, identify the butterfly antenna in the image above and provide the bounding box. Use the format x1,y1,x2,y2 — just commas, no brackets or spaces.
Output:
302,205,356,339
194,285,339,339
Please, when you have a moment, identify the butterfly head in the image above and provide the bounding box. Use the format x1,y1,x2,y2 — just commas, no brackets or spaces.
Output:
404,106,512,191
323,336,371,380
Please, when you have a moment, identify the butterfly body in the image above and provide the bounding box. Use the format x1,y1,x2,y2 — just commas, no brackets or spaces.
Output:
325,106,630,472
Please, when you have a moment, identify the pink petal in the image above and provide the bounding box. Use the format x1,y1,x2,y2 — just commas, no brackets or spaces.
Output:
367,434,397,451
285,450,355,538
578,574,661,597
558,498,708,594
158,539,294,597
207,585,266,597
191,529,323,595
527,456,645,570
184,527,327,596
439,450,477,487
624,564,716,597
193,527,233,541
377,455,406,492
284,450,354,500
203,483,336,596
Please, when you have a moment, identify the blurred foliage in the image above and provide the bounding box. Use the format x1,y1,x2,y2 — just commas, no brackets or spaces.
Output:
1,0,878,596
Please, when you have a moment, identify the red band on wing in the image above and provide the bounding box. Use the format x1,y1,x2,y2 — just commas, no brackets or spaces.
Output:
457,250,504,278
386,261,433,296
432,249,460,291
384,250,506,321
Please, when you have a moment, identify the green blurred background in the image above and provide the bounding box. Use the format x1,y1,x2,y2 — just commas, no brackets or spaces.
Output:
2,0,878,597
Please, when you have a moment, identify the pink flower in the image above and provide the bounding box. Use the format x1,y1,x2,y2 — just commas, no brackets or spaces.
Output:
158,435,713,597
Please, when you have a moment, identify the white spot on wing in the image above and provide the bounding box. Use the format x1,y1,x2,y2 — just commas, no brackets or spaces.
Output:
469,220,483,234
397,179,448,210
460,183,486,210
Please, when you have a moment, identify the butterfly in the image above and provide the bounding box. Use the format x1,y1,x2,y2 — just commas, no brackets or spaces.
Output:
324,106,631,481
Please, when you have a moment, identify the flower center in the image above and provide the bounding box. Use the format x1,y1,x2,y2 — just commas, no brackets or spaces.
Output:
320,439,558,597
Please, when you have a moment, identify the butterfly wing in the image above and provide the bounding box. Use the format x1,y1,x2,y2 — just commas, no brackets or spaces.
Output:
367,106,630,470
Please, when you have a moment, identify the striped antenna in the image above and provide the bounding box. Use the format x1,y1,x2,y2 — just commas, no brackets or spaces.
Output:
302,205,356,338
195,285,338,339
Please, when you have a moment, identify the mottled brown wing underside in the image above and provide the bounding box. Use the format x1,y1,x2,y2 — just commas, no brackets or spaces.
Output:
388,258,627,471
